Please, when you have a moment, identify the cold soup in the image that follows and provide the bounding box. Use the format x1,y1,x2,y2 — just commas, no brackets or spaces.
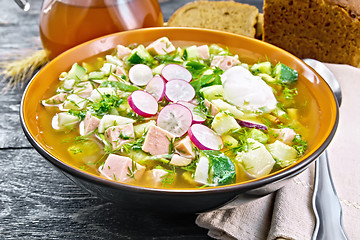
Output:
38,37,319,188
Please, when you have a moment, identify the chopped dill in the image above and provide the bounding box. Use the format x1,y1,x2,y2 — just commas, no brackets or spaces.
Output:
89,93,124,116
69,148,82,155
79,165,88,171
181,159,198,173
166,136,175,154
119,131,132,140
161,166,176,188
283,87,298,100
69,99,80,108
292,134,308,156
121,134,146,153
68,109,86,121
127,158,138,179
153,53,182,65
125,111,145,121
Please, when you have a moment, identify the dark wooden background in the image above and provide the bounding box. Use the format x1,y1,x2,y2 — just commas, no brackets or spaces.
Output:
0,0,263,239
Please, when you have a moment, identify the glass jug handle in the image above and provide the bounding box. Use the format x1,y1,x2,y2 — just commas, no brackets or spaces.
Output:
14,0,30,11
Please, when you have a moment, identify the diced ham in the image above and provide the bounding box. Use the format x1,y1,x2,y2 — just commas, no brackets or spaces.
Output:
99,154,145,183
211,56,240,70
142,125,175,155
42,93,68,105
174,136,195,159
146,37,176,56
107,75,118,82
143,168,168,188
106,67,126,81
73,81,93,98
116,45,132,60
116,90,128,98
170,154,192,167
80,113,100,136
105,124,135,150
116,89,123,96
115,66,126,76
273,128,296,145
197,45,210,59
204,99,220,116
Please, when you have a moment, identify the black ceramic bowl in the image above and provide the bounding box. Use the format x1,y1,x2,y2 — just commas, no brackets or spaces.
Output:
20,27,338,213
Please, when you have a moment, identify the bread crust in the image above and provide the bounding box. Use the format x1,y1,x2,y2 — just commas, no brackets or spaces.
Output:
167,1,259,38
326,0,360,15
263,0,360,67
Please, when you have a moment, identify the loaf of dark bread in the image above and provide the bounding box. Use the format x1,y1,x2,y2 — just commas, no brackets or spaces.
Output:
263,0,360,67
167,1,260,38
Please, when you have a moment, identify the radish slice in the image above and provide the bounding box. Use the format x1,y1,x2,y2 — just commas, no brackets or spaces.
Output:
128,90,158,117
161,64,192,82
188,124,223,150
177,101,206,123
157,103,193,137
165,79,195,102
129,64,153,86
145,76,166,102
237,120,268,130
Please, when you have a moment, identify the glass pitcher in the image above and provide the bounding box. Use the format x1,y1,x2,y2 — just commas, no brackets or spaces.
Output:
14,0,164,59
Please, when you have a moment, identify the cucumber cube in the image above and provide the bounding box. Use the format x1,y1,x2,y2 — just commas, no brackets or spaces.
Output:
152,64,165,75
100,63,117,75
266,140,298,167
221,135,239,148
273,63,298,84
236,139,275,178
183,45,198,60
258,73,276,82
89,87,116,103
126,52,143,64
134,120,156,138
62,79,75,91
105,55,123,66
127,45,153,64
55,112,80,130
200,85,224,100
211,99,244,119
248,129,269,144
67,63,87,81
62,94,87,110
208,44,227,55
68,140,101,163
128,150,150,165
251,61,272,75
211,112,241,135
89,71,105,80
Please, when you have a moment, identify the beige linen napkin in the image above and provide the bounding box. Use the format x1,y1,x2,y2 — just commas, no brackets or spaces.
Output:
196,63,360,240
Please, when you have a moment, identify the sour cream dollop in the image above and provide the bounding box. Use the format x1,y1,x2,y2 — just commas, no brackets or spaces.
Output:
221,66,277,112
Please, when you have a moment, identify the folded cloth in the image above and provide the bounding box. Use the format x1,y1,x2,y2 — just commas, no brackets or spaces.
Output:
196,63,360,240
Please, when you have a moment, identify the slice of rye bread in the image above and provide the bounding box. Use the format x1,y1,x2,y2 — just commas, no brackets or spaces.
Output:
263,0,360,67
167,1,260,38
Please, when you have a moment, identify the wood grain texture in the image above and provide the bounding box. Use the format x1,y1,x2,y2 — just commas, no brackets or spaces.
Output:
0,0,263,239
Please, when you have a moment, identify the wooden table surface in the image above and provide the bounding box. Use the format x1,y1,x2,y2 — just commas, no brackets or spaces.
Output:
0,0,263,239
